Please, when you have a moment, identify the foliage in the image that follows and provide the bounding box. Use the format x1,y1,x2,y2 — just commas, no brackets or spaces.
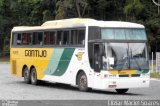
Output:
0,0,160,55
124,0,144,18
150,72,160,79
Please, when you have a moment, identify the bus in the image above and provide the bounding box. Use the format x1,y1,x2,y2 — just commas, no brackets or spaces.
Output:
10,18,150,94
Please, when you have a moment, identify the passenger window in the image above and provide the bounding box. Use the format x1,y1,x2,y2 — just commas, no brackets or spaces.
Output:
71,30,78,45
50,32,56,45
22,33,31,45
12,33,21,46
44,31,56,45
78,30,85,45
12,33,22,46
71,29,85,45
57,31,62,45
33,32,43,45
63,31,69,45
44,32,50,45
17,33,21,45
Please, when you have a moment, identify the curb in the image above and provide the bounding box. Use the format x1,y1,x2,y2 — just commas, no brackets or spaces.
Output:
150,78,160,81
0,62,9,64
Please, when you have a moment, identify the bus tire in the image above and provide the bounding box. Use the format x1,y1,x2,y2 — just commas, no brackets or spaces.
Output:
77,72,88,92
116,89,129,94
30,68,39,85
23,67,30,84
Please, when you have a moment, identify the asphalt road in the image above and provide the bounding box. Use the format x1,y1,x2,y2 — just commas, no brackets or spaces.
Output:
0,64,160,105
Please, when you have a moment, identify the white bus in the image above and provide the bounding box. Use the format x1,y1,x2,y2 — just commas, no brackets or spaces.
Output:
11,18,150,94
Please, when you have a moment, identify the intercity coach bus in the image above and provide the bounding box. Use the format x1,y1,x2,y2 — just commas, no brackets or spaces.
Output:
10,18,150,94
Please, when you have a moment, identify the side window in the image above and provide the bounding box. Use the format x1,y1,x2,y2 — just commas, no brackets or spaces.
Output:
22,33,31,45
71,30,78,45
88,27,101,40
44,31,56,45
50,31,56,45
71,29,85,45
44,32,50,45
17,33,21,45
12,33,22,46
78,30,85,45
33,32,43,45
63,31,69,45
57,31,62,45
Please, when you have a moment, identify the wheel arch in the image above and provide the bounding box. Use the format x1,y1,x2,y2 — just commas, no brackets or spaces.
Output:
22,65,28,77
29,65,35,73
76,69,86,85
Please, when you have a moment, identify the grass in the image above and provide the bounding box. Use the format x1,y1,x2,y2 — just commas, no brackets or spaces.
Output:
150,72,160,79
149,64,160,79
0,56,10,63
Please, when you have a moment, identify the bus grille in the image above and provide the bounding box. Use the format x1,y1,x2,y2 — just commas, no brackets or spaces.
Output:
119,75,129,77
12,60,17,74
131,74,140,77
119,74,140,77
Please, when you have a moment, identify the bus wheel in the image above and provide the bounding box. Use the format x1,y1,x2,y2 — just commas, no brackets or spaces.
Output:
116,89,129,94
31,68,38,85
77,72,88,92
23,67,30,84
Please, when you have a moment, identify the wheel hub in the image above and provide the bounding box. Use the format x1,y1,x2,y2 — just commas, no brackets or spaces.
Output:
80,75,87,88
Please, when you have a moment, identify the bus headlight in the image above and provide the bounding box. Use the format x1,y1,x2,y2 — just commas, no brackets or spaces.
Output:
101,74,108,78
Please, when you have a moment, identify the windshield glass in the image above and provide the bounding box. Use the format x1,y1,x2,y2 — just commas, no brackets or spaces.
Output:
103,43,149,70
101,28,147,40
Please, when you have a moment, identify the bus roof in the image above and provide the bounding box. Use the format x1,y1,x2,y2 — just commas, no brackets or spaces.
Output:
12,18,144,32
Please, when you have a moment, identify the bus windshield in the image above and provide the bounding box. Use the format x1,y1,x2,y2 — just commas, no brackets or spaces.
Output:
88,27,149,71
103,43,149,70
101,28,147,40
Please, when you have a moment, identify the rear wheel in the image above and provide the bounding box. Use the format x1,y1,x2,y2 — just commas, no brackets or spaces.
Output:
77,72,88,92
116,89,129,94
30,68,39,85
23,67,30,84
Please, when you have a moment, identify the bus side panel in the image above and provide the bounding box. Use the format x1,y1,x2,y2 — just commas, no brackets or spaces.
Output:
10,47,93,86
42,48,89,85
10,48,54,79
10,48,24,77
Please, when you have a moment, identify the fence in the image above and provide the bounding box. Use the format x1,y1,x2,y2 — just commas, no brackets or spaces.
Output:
156,52,160,73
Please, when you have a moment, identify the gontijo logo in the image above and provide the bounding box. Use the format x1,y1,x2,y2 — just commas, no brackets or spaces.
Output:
25,50,47,57
76,52,84,61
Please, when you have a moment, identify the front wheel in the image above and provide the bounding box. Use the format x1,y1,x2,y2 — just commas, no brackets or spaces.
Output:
77,72,89,92
30,68,39,85
116,89,129,94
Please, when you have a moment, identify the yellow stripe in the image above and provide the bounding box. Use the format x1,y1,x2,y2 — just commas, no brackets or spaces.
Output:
109,70,137,75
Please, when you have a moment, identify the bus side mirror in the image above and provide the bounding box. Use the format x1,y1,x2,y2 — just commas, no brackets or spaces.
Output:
108,57,114,65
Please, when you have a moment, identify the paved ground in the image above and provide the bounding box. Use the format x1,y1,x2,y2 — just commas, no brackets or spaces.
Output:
0,64,160,105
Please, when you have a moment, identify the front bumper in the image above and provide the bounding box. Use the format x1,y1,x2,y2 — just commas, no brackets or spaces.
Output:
93,77,150,90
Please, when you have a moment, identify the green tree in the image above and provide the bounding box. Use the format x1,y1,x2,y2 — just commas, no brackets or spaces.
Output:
55,0,67,19
55,0,88,19
75,0,88,17
124,0,144,21
0,0,160,55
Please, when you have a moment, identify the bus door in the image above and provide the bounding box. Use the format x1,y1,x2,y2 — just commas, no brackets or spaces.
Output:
93,43,104,72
